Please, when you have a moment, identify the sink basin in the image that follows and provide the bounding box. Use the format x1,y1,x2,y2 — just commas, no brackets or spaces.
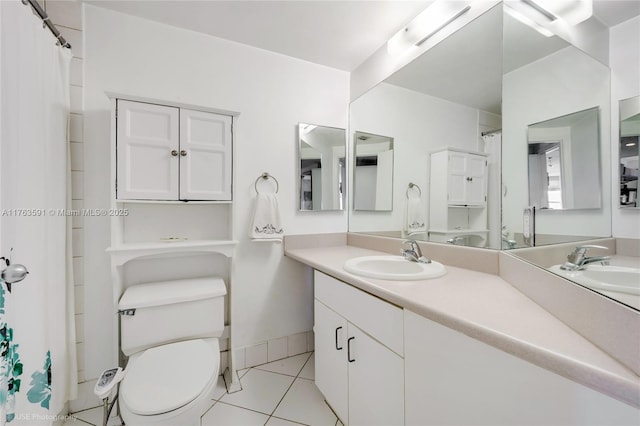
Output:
343,255,446,281
549,264,640,295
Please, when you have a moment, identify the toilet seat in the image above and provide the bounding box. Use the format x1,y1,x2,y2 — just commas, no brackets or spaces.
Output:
121,339,219,416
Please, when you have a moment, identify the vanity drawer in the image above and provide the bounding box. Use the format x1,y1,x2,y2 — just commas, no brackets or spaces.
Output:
314,271,403,356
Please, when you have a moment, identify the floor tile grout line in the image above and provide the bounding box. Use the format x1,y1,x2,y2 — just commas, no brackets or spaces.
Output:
266,351,314,425
267,414,309,426
214,399,275,418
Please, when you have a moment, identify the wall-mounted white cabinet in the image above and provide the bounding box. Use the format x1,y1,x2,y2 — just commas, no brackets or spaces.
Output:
429,148,488,245
117,100,232,201
314,271,404,426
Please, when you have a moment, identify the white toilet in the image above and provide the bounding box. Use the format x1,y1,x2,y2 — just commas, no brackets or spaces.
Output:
117,277,227,425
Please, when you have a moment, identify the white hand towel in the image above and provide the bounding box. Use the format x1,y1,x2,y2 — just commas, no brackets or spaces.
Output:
404,196,426,234
250,192,284,241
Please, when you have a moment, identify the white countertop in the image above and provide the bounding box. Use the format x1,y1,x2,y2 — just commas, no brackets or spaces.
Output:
285,244,640,408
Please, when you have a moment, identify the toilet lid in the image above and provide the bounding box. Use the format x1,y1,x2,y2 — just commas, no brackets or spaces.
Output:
121,339,218,416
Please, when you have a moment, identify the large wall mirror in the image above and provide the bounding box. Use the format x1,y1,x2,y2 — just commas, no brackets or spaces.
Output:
298,123,346,211
619,95,640,208
347,3,635,309
349,3,502,247
501,4,611,247
527,107,602,211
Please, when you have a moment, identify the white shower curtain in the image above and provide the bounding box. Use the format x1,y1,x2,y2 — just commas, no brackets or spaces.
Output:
0,2,76,424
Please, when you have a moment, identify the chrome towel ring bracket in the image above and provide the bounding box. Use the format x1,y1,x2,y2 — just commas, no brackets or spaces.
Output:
406,182,422,199
255,173,279,194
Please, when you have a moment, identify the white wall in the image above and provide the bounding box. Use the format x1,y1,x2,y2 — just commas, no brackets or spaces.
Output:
83,5,348,379
502,46,611,239
611,16,640,238
349,82,481,232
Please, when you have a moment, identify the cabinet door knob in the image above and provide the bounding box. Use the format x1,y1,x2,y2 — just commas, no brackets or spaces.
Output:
466,177,473,181
180,150,187,156
171,150,178,156
335,326,343,350
347,336,355,362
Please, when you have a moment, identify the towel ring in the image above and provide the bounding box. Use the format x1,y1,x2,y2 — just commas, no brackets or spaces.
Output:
406,182,421,199
255,173,279,194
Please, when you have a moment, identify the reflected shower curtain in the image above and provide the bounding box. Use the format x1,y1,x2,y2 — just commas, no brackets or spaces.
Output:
0,2,77,424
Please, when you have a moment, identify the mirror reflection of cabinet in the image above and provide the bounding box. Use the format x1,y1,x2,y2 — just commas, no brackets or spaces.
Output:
298,123,346,211
429,148,488,246
353,131,394,211
619,95,640,208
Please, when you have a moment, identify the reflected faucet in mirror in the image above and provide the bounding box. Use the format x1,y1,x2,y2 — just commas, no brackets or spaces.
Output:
560,245,610,271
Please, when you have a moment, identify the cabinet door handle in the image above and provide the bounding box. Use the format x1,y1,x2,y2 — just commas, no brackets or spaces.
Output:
347,336,355,363
335,327,343,350
180,150,187,156
171,150,178,156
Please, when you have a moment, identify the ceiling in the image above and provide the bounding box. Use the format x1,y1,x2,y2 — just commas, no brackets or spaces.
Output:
84,0,431,71
83,0,640,76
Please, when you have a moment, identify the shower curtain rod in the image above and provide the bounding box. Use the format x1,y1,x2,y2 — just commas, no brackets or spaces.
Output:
23,0,71,49
481,129,502,136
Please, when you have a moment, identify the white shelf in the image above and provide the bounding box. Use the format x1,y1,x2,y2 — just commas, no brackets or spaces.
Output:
115,199,233,205
106,239,237,266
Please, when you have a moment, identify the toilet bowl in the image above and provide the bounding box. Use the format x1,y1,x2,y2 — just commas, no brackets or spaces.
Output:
119,339,220,425
117,277,227,425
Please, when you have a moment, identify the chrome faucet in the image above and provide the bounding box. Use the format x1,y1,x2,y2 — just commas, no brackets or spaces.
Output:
560,245,610,271
401,239,431,264
501,236,517,249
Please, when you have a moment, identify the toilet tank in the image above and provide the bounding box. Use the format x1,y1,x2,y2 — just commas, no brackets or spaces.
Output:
119,277,226,356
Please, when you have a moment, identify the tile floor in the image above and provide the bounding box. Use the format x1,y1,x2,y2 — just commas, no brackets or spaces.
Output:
65,352,343,426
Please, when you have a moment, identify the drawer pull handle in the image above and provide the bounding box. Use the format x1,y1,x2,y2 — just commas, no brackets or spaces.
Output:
335,326,343,350
347,336,355,363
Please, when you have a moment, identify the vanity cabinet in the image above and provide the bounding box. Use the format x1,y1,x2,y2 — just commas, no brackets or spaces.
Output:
404,310,639,425
429,148,488,245
314,271,404,425
116,99,232,201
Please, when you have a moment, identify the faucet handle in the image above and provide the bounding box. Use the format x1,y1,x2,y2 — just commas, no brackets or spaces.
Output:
573,244,608,254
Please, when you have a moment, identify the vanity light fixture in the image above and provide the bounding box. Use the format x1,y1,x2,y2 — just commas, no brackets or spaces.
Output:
626,142,637,147
521,0,592,25
505,4,554,37
387,0,473,55
300,123,317,134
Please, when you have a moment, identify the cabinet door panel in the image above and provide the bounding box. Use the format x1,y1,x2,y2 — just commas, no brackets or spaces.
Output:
117,100,179,200
348,325,404,426
466,156,487,206
314,300,349,423
180,109,232,200
447,152,468,205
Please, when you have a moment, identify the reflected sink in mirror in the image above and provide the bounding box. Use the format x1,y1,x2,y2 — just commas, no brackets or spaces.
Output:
548,264,640,310
343,255,446,281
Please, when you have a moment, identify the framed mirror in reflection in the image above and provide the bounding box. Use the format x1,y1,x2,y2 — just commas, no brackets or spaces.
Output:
619,95,640,208
527,107,601,211
348,3,502,247
353,132,394,211
298,123,346,211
